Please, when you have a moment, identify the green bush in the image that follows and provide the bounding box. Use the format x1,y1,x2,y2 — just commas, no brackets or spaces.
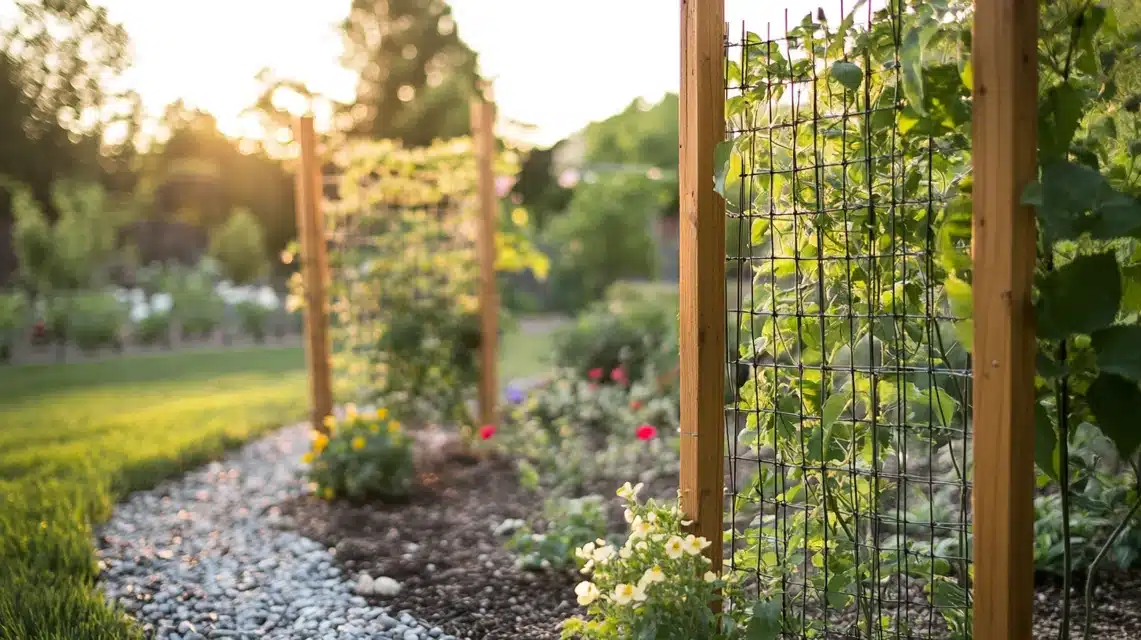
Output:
305,407,416,501
235,300,271,342
0,293,27,362
506,495,612,571
208,208,268,285
67,293,127,353
542,174,665,313
135,311,172,346
553,293,677,384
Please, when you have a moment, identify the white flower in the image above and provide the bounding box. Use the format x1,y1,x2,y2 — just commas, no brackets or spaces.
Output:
619,546,633,559
152,293,173,313
639,566,666,588
592,545,616,564
575,581,601,606
611,583,647,605
664,536,686,559
630,516,654,539
704,571,719,582
576,541,596,560
624,508,634,523
646,512,657,523
635,541,648,552
616,482,644,500
681,534,712,556
580,559,594,574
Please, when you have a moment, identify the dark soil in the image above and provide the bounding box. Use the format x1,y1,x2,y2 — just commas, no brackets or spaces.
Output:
1033,570,1141,639
280,453,584,640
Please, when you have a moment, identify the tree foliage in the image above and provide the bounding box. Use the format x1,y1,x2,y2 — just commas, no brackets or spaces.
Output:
208,208,269,285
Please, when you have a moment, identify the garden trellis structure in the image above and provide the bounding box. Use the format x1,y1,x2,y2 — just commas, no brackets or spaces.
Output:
678,0,1037,638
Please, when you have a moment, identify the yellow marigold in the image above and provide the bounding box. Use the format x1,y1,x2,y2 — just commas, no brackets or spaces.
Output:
322,486,334,500
388,421,401,434
351,436,367,451
302,452,315,464
377,407,389,420
322,415,336,430
369,424,380,434
312,432,329,453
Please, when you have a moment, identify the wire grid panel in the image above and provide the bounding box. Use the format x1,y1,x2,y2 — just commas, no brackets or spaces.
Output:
323,140,484,426
722,2,973,638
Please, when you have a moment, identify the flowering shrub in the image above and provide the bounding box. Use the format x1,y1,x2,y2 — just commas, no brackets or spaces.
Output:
305,407,415,501
506,495,612,571
561,483,775,640
553,295,677,385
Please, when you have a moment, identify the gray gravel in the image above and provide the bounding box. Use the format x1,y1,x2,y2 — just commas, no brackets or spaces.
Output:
95,423,457,640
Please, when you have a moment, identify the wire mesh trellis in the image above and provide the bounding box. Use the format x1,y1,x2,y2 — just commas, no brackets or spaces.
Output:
722,2,974,637
322,139,485,428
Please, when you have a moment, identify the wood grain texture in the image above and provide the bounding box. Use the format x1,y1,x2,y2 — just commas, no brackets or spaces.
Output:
470,99,499,430
293,116,334,433
679,0,726,570
971,0,1038,637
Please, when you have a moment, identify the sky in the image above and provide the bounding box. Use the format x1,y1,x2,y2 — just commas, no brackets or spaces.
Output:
38,0,846,147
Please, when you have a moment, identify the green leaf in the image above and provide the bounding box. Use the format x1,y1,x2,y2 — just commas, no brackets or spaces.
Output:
1092,324,1141,381
1034,399,1059,481
750,218,771,245
714,138,736,197
1038,83,1084,161
746,600,782,640
1088,372,1141,458
1036,252,1121,341
830,61,864,91
923,387,958,428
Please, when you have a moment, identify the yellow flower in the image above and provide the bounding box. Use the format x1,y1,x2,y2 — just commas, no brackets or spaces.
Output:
301,452,315,464
322,415,337,430
369,424,379,434
664,536,685,559
574,581,600,606
611,583,646,606
322,487,334,500
388,421,401,434
351,436,367,451
345,403,358,419
312,432,329,453
630,516,654,539
377,407,389,420
639,566,666,588
681,534,712,556
511,207,529,227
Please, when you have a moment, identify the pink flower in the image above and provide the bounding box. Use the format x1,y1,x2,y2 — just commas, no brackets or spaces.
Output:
479,424,497,440
630,400,643,410
636,424,658,441
610,367,627,384
588,368,603,381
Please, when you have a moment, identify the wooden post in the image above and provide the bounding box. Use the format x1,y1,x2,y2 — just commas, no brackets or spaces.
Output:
470,94,499,430
971,0,1038,638
294,115,334,434
679,0,726,571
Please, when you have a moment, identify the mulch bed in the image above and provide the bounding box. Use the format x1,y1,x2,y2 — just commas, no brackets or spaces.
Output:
279,444,1141,640
280,453,586,640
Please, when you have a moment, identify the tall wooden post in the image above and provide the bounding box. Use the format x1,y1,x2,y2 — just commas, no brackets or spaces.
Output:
971,0,1038,638
679,0,726,571
470,94,499,430
294,115,334,434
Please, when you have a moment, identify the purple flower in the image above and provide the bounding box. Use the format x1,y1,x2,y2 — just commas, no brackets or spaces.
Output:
506,385,526,404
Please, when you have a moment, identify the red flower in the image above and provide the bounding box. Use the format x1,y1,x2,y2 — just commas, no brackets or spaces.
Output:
479,424,497,440
630,400,643,410
610,367,627,384
588,368,603,381
635,424,658,441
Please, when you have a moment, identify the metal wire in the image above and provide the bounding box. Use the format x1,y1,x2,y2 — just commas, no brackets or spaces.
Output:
723,3,973,637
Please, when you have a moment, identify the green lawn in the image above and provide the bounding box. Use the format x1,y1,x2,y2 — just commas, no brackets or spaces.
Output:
0,347,309,640
0,323,559,639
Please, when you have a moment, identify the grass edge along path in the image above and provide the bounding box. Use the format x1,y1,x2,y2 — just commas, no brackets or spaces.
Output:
0,347,309,640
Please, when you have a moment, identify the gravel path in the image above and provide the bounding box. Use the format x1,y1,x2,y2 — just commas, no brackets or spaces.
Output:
95,423,455,640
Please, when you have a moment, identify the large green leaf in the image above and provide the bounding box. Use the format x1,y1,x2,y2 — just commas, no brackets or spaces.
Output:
1087,372,1141,458
714,138,736,198
1038,83,1084,161
1092,324,1141,381
1035,252,1121,341
1023,162,1141,242
830,61,864,91
746,600,783,640
1034,399,1059,481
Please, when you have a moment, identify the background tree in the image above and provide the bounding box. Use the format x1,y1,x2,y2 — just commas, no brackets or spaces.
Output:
339,0,481,145
208,208,269,284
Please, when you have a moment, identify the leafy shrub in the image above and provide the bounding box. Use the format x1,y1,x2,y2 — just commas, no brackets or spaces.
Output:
553,293,677,383
506,495,611,571
542,174,665,313
135,310,172,346
235,300,271,342
305,407,415,501
560,483,770,640
67,292,127,352
162,263,225,339
0,292,27,361
208,208,269,284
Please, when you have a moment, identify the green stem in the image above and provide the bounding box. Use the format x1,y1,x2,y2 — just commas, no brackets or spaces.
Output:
1082,461,1141,640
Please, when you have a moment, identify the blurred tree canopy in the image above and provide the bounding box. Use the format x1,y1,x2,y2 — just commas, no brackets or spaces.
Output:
580,94,679,171
208,208,269,285
339,0,481,146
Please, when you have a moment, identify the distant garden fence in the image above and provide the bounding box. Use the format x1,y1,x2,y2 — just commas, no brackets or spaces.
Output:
679,0,1036,639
